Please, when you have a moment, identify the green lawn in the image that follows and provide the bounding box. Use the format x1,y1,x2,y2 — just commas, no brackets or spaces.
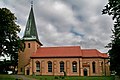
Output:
0,74,16,80
66,76,115,80
0,74,115,80
27,75,115,80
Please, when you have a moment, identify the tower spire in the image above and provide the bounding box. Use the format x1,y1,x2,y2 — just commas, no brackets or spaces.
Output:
23,2,42,45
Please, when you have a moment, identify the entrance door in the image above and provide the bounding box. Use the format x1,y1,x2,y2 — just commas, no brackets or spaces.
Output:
84,68,88,76
26,69,29,75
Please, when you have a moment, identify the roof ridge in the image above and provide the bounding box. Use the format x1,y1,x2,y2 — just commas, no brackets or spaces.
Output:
82,49,97,50
41,46,80,48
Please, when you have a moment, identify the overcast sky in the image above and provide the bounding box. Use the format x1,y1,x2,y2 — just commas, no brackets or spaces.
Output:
0,0,113,53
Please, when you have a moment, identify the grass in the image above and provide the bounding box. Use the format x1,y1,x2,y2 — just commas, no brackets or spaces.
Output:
66,76,115,80
0,74,16,80
27,75,115,80
27,75,55,80
0,74,115,80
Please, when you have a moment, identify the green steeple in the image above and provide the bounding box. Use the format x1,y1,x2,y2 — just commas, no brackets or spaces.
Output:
23,5,42,45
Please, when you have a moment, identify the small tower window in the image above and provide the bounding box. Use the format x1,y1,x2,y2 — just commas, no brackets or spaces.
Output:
37,45,39,49
24,43,26,48
28,43,30,48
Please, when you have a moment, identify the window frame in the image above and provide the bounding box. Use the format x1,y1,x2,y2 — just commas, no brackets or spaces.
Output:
72,61,77,72
28,43,30,48
36,61,40,72
92,61,96,73
101,62,103,73
48,61,52,72
60,61,64,72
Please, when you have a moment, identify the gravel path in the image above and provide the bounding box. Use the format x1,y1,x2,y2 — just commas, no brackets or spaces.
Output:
11,75,37,80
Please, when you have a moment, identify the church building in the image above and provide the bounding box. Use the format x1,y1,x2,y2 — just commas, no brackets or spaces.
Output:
18,5,110,76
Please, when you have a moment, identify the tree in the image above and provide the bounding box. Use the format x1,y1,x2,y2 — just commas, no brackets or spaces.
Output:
102,0,120,76
0,8,24,74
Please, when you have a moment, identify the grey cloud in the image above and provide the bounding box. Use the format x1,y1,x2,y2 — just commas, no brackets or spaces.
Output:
1,0,113,52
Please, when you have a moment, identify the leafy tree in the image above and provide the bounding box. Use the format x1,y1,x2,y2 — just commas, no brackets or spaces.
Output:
0,59,12,74
102,0,120,76
0,8,24,74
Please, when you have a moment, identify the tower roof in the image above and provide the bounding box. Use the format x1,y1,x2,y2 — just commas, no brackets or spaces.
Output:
23,6,39,41
23,5,42,45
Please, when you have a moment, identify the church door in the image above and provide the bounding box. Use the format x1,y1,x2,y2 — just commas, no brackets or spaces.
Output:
84,68,88,76
26,69,29,75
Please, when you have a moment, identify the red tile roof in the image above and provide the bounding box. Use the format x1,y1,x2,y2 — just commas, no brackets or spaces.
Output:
101,53,109,58
31,46,82,58
31,46,109,58
81,49,108,58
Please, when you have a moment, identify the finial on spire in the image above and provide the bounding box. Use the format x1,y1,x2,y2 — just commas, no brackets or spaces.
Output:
31,0,33,7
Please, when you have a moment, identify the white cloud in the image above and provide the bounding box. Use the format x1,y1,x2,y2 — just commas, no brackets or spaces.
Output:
0,0,113,53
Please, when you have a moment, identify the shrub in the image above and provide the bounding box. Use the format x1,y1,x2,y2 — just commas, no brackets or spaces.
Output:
54,76,58,79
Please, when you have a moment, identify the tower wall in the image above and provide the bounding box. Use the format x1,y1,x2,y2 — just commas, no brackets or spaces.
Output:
18,41,41,74
17,3,42,74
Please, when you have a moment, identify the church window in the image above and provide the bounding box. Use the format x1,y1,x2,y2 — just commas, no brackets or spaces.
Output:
72,61,77,72
36,61,40,72
92,61,96,73
28,43,30,48
60,61,64,72
101,62,103,72
21,68,22,72
48,61,52,72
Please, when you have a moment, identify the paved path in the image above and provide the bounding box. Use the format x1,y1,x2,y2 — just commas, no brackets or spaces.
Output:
11,75,37,80
115,75,120,80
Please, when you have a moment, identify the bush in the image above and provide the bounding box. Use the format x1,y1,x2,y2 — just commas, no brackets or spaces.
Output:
15,78,23,80
54,76,58,79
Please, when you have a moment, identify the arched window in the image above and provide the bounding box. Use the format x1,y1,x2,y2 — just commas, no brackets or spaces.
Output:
92,61,96,73
48,61,52,72
72,61,77,72
36,61,40,72
60,61,64,72
101,62,103,72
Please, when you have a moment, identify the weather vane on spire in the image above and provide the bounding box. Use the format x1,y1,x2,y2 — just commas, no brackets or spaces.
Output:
31,0,33,7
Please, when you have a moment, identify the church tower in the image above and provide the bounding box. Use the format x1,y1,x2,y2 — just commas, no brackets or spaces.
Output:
18,4,42,74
